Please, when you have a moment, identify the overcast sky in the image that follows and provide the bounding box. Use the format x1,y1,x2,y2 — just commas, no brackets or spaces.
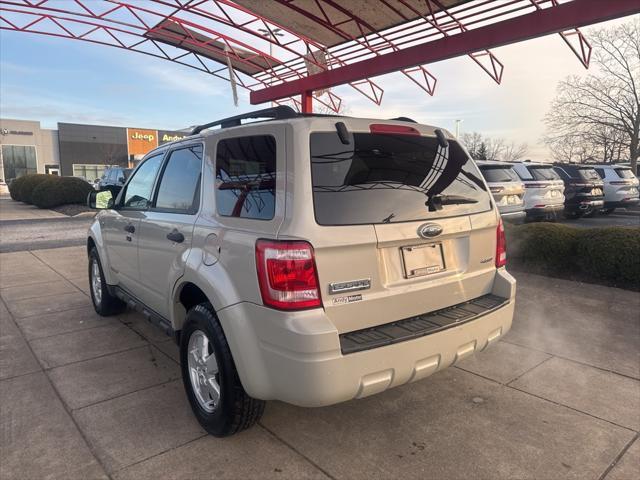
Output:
0,17,630,160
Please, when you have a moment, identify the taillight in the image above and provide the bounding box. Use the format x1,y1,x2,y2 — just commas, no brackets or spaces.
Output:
496,220,507,268
255,240,322,310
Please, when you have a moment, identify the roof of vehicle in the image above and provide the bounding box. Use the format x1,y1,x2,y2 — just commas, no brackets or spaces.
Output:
589,164,633,168
142,106,459,159
475,160,516,167
510,161,555,168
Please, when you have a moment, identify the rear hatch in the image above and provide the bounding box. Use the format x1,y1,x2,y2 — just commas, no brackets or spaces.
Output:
307,125,498,334
478,164,525,214
569,167,604,203
523,165,564,206
610,168,639,200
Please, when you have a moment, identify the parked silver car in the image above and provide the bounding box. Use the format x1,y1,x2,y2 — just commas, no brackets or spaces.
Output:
593,164,639,214
510,162,565,221
477,161,526,223
86,107,516,437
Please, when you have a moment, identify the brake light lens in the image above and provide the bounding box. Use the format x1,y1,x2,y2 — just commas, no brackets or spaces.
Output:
255,240,322,310
496,219,507,268
369,124,420,136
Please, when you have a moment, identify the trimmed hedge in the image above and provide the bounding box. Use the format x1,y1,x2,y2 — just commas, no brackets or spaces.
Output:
506,223,640,290
8,174,62,203
31,177,94,209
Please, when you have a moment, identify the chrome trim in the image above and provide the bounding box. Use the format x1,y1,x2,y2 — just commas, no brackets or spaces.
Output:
329,278,371,295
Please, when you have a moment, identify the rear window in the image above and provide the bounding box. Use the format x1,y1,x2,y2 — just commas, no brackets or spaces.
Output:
526,166,560,181
479,165,520,183
310,132,491,225
578,168,601,181
615,168,636,179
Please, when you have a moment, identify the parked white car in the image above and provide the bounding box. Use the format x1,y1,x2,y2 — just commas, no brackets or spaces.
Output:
592,164,639,214
477,161,526,223
510,162,565,221
86,107,516,437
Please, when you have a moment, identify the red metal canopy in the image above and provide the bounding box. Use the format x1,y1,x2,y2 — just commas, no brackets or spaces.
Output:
1,0,638,113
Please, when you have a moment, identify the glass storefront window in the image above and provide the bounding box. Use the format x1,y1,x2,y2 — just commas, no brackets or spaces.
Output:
72,164,109,182
1,145,38,181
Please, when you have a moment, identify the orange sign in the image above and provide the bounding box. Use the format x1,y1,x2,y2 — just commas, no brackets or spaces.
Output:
127,128,158,156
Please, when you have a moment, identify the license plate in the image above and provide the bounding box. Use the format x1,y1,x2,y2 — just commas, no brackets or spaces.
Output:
551,190,561,198
506,195,519,205
592,188,602,195
401,243,445,279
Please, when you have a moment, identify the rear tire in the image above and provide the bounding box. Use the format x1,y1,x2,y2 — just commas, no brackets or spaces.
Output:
601,208,615,215
88,248,126,316
180,303,265,437
564,211,581,220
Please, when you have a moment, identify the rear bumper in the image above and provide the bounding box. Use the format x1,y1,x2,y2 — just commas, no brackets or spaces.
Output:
565,198,604,213
218,269,516,407
604,198,639,209
525,203,564,218
500,210,526,224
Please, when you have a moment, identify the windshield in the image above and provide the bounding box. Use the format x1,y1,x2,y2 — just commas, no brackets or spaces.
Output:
579,168,601,181
615,168,636,179
527,166,560,181
310,131,491,225
479,165,520,183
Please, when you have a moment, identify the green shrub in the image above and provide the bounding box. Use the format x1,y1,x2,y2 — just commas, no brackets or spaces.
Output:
506,223,579,272
22,174,59,204
8,174,31,201
506,222,640,290
576,227,640,286
31,176,94,209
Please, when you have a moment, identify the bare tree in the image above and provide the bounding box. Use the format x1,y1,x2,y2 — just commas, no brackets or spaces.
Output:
460,132,484,158
543,19,639,173
501,141,529,162
461,131,527,162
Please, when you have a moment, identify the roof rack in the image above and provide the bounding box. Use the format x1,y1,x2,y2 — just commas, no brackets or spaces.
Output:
190,106,297,135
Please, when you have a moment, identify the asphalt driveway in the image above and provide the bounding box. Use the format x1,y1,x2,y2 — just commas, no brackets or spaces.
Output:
0,246,638,480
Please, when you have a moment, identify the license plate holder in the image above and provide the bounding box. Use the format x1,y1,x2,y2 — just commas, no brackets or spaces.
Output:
401,243,445,279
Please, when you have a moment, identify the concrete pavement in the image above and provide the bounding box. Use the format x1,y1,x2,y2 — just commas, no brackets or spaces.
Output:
0,246,638,479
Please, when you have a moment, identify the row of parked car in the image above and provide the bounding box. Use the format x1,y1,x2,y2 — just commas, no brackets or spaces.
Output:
477,161,639,223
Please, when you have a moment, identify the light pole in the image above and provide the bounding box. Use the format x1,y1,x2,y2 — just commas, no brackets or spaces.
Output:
258,28,284,107
455,119,463,138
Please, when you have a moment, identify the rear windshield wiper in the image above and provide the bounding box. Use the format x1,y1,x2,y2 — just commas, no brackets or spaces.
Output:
426,194,478,211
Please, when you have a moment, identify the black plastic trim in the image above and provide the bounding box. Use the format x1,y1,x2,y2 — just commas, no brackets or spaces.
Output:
339,294,508,355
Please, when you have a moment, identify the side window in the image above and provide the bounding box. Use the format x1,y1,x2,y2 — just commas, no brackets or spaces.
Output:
595,168,606,179
122,154,164,209
155,145,203,213
215,135,276,220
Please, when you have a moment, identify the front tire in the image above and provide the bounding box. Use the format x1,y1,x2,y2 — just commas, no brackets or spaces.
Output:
88,248,126,316
180,303,265,437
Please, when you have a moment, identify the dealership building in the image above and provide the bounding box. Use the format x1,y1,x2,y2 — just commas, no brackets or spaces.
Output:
0,118,187,182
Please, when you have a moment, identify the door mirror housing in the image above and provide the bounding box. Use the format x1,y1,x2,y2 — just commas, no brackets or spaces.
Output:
87,189,115,210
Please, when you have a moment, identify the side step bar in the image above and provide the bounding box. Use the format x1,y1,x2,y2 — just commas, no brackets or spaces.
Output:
339,294,508,355
110,286,175,340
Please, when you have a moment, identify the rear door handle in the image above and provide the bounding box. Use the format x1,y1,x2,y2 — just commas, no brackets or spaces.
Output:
166,229,185,243
124,224,135,234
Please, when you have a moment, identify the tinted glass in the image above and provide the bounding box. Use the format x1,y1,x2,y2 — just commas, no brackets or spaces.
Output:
216,136,276,220
123,154,163,209
479,166,520,183
310,132,490,225
155,145,203,212
578,168,601,181
528,166,560,181
615,168,635,179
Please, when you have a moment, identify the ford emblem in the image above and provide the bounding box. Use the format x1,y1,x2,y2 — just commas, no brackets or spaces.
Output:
418,223,443,238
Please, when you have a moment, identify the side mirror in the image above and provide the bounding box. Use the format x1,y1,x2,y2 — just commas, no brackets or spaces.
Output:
87,189,114,210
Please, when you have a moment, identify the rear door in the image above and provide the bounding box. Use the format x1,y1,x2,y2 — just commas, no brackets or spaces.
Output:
102,152,165,295
307,127,497,333
136,143,203,317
